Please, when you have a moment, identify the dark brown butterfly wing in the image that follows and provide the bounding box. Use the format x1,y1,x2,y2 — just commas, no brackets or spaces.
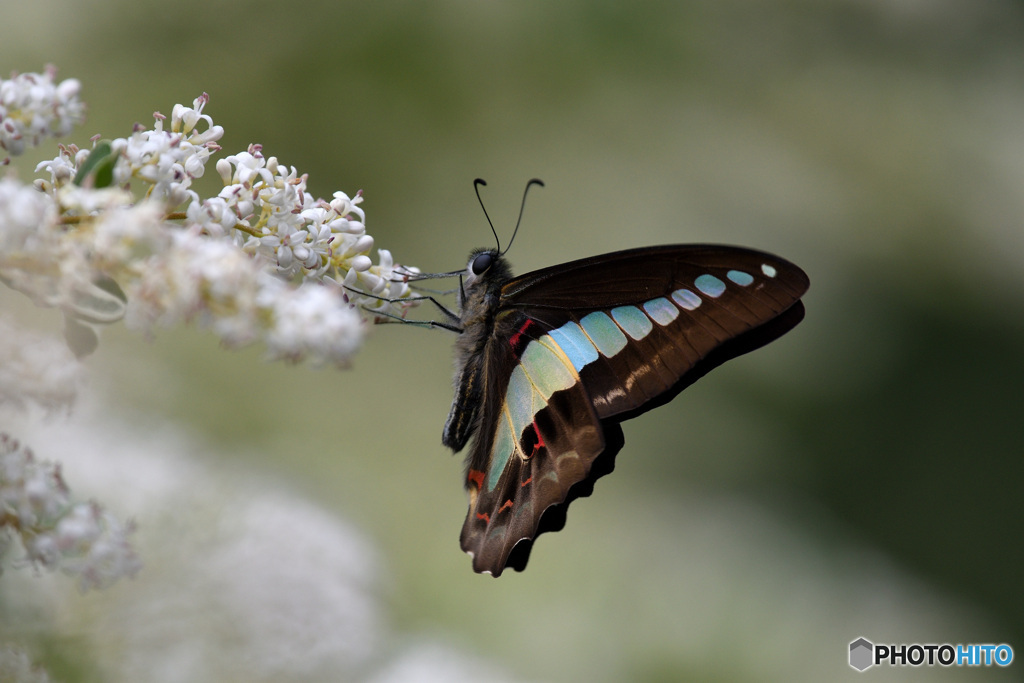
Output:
458,245,809,575
459,310,605,575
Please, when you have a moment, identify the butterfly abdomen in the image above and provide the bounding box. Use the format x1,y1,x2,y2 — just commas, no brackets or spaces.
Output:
442,255,510,453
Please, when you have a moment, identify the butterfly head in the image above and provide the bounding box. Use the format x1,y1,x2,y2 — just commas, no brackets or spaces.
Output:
463,247,512,289
458,248,513,316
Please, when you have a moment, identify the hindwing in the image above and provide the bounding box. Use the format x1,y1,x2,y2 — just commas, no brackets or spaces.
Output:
460,310,605,575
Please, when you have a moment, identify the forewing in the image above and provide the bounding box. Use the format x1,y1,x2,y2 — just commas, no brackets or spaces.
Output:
501,244,809,418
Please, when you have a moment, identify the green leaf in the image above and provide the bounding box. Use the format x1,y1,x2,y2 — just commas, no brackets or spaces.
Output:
73,141,117,189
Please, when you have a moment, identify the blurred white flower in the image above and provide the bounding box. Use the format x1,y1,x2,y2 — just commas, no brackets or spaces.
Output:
0,177,58,252
125,228,264,344
1,408,526,683
265,281,364,365
0,316,83,412
0,434,140,590
50,502,140,591
0,66,84,159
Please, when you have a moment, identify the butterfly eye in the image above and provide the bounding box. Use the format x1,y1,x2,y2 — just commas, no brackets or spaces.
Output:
471,252,493,275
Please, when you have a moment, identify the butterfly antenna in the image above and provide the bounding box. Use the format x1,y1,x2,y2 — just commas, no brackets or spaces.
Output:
503,178,545,256
473,178,501,253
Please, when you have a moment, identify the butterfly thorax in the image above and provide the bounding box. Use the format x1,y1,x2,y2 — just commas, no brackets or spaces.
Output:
442,249,513,453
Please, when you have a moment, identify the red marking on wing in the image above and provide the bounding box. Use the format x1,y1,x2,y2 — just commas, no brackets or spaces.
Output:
476,511,490,523
531,420,545,456
467,469,485,490
508,318,539,357
509,320,530,348
521,475,533,487
498,499,514,513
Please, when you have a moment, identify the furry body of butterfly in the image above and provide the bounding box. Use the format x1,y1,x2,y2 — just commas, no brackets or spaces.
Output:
440,244,809,576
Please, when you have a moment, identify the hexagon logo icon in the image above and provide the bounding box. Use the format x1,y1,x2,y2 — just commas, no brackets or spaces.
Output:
849,637,874,671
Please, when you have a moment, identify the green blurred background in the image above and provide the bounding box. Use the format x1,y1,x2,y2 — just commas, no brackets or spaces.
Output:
3,0,1024,681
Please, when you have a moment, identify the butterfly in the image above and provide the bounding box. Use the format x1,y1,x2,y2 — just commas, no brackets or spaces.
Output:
395,180,809,576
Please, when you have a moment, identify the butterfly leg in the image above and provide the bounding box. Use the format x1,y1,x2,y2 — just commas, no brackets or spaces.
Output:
366,308,463,332
408,283,460,296
345,286,463,332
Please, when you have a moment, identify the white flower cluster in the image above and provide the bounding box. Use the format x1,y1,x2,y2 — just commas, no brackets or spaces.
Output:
0,77,419,366
192,143,418,319
0,66,84,160
0,434,140,590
